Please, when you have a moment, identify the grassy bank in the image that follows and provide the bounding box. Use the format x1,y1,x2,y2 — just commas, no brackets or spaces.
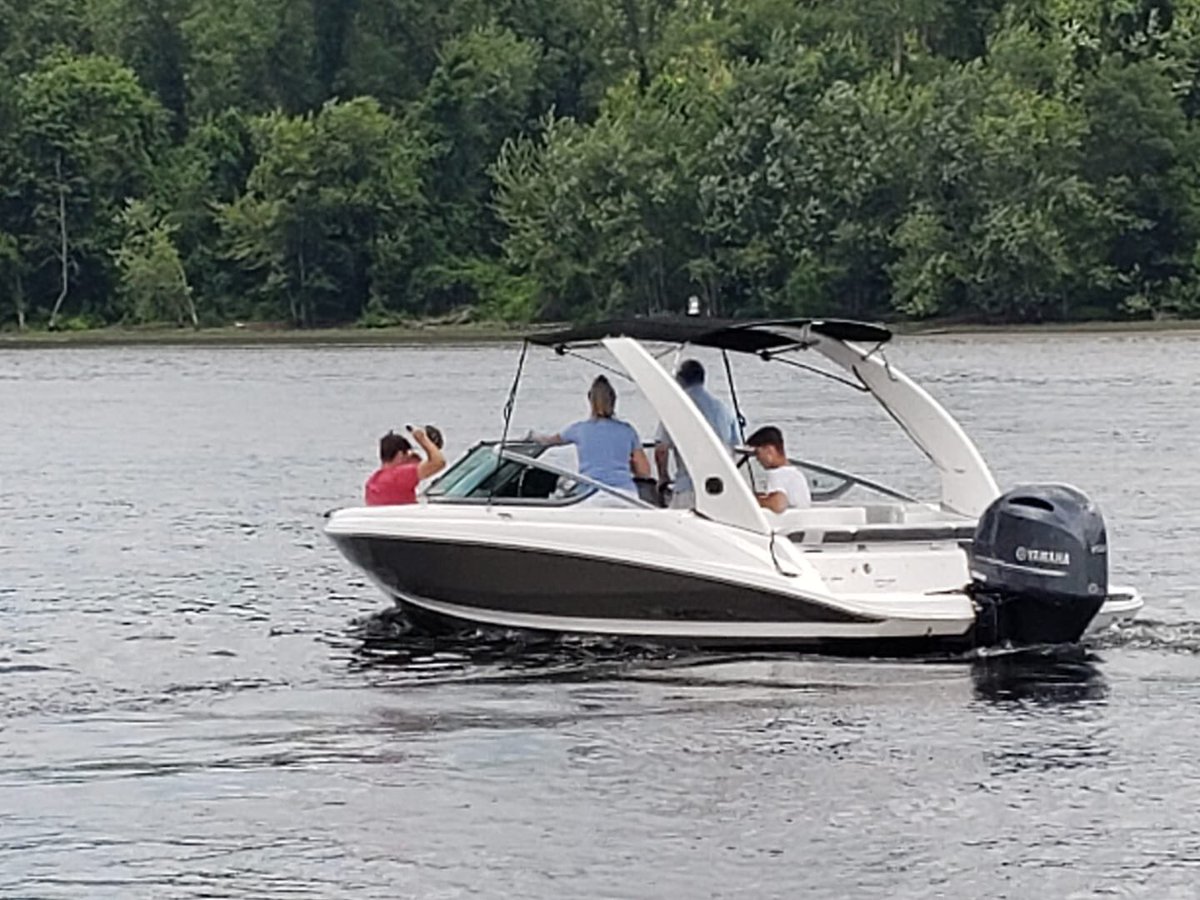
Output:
3,316,1200,349
0,321,532,349
897,317,1200,337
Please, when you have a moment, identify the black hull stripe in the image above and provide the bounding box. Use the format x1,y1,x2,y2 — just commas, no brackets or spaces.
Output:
330,534,879,624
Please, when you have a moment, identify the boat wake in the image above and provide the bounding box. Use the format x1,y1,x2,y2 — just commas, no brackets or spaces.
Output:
1085,618,1200,654
344,607,1119,706
351,605,1200,660
344,605,687,684
341,606,1195,702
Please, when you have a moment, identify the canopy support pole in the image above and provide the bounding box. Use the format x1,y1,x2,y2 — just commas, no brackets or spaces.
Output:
762,352,870,393
722,349,746,441
489,339,529,507
557,347,633,383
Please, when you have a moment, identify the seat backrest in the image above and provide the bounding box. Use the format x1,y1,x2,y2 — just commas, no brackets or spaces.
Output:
774,506,867,541
516,467,560,499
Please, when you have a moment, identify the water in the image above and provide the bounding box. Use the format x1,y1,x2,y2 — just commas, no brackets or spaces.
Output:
2,331,1199,898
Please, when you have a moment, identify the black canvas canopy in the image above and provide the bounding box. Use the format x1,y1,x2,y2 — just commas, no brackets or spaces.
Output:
526,317,892,355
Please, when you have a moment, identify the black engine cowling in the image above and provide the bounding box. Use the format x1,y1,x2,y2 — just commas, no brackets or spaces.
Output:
967,485,1108,647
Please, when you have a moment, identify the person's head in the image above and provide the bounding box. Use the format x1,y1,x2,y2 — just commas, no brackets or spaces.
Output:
745,425,787,468
676,359,705,388
588,375,617,418
379,430,413,464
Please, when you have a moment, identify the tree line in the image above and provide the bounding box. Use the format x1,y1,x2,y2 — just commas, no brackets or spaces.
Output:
2,0,1200,330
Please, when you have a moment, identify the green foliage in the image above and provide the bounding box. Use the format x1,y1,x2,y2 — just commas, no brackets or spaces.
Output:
701,57,914,317
55,314,96,330
150,108,255,320
0,229,27,328
0,0,1199,328
181,0,319,117
417,256,540,322
218,97,426,325
89,0,189,136
905,60,1112,321
889,205,960,318
495,48,734,319
113,198,195,325
411,24,542,311
1077,55,1200,317
8,52,167,324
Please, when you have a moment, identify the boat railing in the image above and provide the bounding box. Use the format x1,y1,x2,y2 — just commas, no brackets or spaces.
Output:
427,439,918,510
732,452,919,504
790,458,919,504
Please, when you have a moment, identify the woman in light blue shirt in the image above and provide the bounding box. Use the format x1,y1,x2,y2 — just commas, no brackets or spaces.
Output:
534,375,651,501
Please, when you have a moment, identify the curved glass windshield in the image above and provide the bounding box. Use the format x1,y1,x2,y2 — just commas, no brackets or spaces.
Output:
425,442,594,503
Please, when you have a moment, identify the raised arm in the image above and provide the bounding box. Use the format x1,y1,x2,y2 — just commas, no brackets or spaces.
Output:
529,422,573,447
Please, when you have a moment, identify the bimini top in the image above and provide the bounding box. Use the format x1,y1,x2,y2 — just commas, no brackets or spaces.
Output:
526,316,892,355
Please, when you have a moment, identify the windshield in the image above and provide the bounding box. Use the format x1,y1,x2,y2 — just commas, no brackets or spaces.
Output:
425,442,574,501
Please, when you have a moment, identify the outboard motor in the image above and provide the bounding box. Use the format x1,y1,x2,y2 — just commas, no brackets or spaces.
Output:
967,485,1108,647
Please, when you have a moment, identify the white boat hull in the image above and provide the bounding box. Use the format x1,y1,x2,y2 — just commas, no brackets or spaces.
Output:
326,504,1141,652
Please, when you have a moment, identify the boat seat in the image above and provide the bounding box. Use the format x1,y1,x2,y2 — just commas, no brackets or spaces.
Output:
858,503,907,524
799,523,977,545
775,507,867,544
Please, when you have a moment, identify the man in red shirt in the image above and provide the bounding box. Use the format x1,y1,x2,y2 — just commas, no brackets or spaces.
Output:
364,427,446,505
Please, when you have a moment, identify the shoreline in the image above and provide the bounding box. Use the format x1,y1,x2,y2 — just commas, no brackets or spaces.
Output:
897,318,1200,337
0,322,530,349
2,317,1200,349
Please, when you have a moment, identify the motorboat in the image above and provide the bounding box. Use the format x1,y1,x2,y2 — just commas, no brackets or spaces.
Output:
325,317,1143,653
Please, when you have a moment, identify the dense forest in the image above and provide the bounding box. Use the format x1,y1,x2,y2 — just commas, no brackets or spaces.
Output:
2,0,1200,330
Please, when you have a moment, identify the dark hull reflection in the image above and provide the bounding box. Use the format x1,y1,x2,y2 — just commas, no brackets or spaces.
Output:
347,605,684,680
349,606,1112,699
969,646,1107,705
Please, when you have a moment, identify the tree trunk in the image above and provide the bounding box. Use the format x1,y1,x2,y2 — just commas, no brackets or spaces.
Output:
654,250,666,315
184,291,199,329
296,243,307,326
47,155,70,331
15,271,26,332
175,257,198,328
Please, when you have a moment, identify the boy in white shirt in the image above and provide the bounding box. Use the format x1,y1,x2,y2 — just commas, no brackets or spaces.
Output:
744,426,811,513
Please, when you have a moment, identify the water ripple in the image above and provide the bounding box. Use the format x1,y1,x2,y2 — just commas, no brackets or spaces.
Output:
3,338,1200,898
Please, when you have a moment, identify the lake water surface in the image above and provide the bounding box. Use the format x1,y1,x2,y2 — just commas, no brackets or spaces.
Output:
3,332,1200,898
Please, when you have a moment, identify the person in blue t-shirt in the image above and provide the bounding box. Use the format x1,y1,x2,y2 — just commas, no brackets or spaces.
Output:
654,359,739,509
532,375,651,504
